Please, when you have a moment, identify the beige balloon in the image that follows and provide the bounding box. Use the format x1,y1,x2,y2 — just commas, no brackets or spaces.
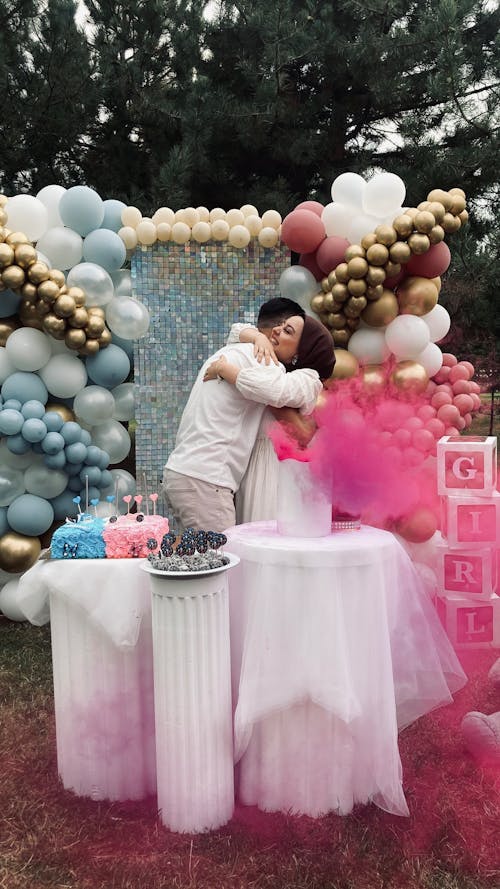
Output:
156,223,171,242
118,226,138,250
240,204,259,218
258,227,279,248
192,221,212,243
209,207,226,222
226,208,245,227
152,207,175,226
183,207,200,227
229,225,251,248
245,215,262,236
211,219,230,241
261,210,282,229
121,206,142,227
196,206,210,222
136,220,157,246
171,222,191,244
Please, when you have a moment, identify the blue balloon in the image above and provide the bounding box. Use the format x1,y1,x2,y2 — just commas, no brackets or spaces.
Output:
21,400,45,419
0,409,24,435
43,411,64,432
111,332,135,360
101,199,126,233
32,442,45,454
41,431,65,455
60,421,82,444
80,465,102,487
59,185,104,237
100,469,113,488
0,506,9,536
2,372,48,404
98,450,111,470
3,399,22,411
85,445,102,466
86,344,130,388
7,493,54,535
45,452,67,470
66,461,83,477
68,476,83,492
50,491,79,521
6,434,31,454
22,418,47,443
80,429,92,446
65,442,88,463
82,229,126,273
0,289,22,318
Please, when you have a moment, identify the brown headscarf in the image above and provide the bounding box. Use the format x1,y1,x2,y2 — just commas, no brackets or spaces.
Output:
285,315,335,381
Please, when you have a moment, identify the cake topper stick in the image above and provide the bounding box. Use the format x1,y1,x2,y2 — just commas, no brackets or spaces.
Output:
149,493,158,516
123,494,132,515
106,494,115,517
72,496,83,516
114,478,119,514
90,498,99,517
143,472,149,515
134,495,143,514
85,475,89,514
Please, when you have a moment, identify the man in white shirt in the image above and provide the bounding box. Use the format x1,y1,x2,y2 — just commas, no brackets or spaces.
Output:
163,300,327,531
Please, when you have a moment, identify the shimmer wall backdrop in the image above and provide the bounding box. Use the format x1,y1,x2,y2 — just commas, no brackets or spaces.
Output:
132,241,290,507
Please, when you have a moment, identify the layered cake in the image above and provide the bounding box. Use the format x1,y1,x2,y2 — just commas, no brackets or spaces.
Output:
103,513,170,559
51,514,107,560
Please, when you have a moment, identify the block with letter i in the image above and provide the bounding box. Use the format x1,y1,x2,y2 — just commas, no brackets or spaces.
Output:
437,435,497,497
441,491,500,547
436,593,500,650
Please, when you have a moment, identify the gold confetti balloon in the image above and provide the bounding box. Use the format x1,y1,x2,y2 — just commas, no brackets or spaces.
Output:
0,532,41,574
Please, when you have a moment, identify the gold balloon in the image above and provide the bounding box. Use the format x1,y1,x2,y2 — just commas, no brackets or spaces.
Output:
459,209,469,224
79,338,100,355
344,295,367,317
427,201,446,224
68,307,89,328
347,256,368,279
390,360,429,394
361,289,399,326
407,232,430,254
449,193,466,214
5,231,30,247
36,299,52,316
14,243,37,268
98,328,112,347
347,277,367,296
397,276,438,315
449,187,466,198
323,292,335,311
428,225,445,245
374,224,398,246
67,286,86,304
403,207,418,220
344,244,365,262
42,313,66,336
334,262,349,283
427,189,453,211
389,240,411,264
417,201,431,212
329,348,359,380
360,364,387,393
21,281,38,302
0,208,7,226
366,265,386,286
37,279,60,302
86,315,105,337
49,269,66,287
327,270,338,289
311,293,326,314
2,265,25,289
0,243,15,267
384,261,401,278
0,316,20,345
45,403,75,422
346,317,360,331
431,276,442,293
414,211,436,234
328,312,347,330
19,300,41,325
331,282,349,302
361,232,377,250
321,277,330,293
366,243,389,266
28,261,50,284
54,294,76,318
0,532,41,573
393,214,414,238
88,306,105,318
441,213,461,233
366,284,384,300
65,328,87,350
332,329,351,347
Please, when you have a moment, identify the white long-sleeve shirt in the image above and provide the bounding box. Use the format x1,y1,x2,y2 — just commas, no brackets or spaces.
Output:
166,342,321,492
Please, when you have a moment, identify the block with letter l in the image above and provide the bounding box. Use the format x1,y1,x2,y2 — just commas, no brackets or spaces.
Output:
436,593,500,650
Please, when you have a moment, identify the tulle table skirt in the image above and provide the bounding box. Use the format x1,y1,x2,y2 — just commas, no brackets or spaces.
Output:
225,522,467,817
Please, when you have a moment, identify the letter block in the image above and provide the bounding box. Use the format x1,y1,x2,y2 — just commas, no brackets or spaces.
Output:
436,593,500,650
437,435,497,497
441,491,500,547
438,545,497,600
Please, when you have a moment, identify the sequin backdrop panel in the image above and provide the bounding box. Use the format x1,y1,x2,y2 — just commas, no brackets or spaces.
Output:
132,242,290,512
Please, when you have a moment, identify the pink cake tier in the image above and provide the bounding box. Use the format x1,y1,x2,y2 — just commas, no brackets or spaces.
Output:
103,513,170,559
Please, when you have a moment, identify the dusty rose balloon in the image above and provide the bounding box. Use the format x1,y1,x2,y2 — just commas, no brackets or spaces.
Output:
417,405,436,422
448,364,470,384
441,352,458,367
437,403,461,426
426,417,446,439
463,412,473,427
396,506,438,543
393,428,411,447
469,381,481,394
295,200,324,217
452,379,472,395
281,209,325,254
405,241,451,278
299,251,324,281
432,391,453,409
412,428,435,453
458,360,475,379
454,393,474,415
432,365,450,384
470,394,481,410
316,236,350,274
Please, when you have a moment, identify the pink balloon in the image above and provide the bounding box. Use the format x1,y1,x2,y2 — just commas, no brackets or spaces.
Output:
454,393,474,415
452,379,472,395
432,365,450,383
295,200,325,217
469,381,481,394
316,235,350,274
406,241,451,278
458,360,475,379
444,426,458,436
457,416,466,430
299,251,324,281
404,416,424,432
426,417,446,439
470,393,481,410
393,428,412,447
432,391,452,409
413,428,435,453
281,209,325,254
448,364,469,384
417,404,436,422
441,352,458,367
463,412,473,427
425,380,437,396
437,403,461,426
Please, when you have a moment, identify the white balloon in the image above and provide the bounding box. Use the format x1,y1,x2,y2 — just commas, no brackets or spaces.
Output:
111,269,132,298
414,342,443,377
321,202,353,238
39,354,88,398
5,328,52,372
36,226,83,270
347,214,380,244
36,251,52,268
331,172,366,210
90,419,131,463
6,195,48,241
0,467,26,506
36,184,66,228
99,468,136,510
24,464,68,498
385,315,430,359
421,303,451,343
0,566,23,585
0,440,41,470
363,173,406,218
73,385,115,425
0,579,25,621
67,262,114,306
105,297,150,340
347,328,390,366
0,347,15,384
111,382,136,421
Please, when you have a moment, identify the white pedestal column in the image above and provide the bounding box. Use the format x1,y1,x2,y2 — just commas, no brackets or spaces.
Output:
146,566,235,833
50,592,156,801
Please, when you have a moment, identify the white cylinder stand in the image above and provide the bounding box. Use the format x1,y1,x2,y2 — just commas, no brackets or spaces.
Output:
145,563,236,833
276,459,332,537
49,591,156,801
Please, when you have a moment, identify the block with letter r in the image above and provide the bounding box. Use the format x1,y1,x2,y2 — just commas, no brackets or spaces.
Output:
440,546,496,599
437,435,497,496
